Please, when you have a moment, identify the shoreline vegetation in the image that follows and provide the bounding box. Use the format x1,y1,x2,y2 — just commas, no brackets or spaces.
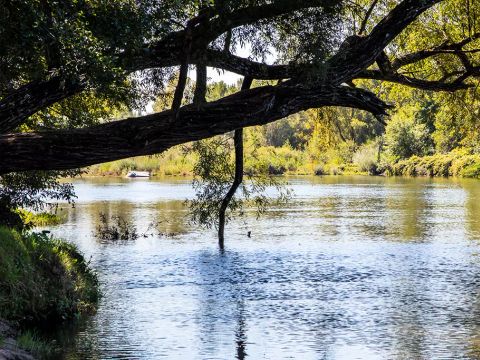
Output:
0,228,100,359
86,142,480,180
85,78,480,182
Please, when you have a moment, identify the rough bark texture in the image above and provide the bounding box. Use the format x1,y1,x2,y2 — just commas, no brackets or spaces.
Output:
0,85,391,174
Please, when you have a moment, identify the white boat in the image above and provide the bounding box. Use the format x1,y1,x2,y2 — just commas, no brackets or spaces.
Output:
126,171,151,178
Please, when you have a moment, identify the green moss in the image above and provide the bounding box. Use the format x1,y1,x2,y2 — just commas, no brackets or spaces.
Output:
0,227,100,324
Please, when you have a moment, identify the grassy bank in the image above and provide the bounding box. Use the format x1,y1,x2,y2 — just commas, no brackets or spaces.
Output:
85,142,480,180
0,227,99,324
87,143,326,177
88,146,197,176
387,151,480,178
17,210,65,228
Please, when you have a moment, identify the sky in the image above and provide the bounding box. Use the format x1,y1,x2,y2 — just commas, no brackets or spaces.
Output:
145,44,272,113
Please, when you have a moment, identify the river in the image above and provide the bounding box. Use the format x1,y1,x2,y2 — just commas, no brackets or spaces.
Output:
49,175,480,359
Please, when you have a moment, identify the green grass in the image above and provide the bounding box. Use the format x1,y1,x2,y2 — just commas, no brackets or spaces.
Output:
0,227,100,324
17,330,57,359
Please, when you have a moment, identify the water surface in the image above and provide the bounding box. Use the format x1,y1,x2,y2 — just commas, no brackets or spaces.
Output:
51,176,480,359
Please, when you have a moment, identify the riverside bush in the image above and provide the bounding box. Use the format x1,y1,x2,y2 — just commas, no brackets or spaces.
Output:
353,143,379,174
391,151,480,178
0,228,99,323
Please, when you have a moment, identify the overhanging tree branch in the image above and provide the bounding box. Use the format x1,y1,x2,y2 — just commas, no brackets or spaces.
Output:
0,0,337,134
0,84,391,174
0,0,442,134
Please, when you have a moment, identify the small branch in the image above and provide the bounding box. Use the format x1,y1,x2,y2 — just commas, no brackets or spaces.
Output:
171,62,189,112
224,30,232,53
171,23,194,112
356,69,472,91
392,32,480,70
359,0,379,35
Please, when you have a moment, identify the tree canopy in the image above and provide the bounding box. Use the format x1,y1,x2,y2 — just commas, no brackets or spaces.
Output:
0,0,479,174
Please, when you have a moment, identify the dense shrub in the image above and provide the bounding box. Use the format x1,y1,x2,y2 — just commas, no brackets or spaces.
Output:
353,143,379,174
461,163,480,178
390,151,480,178
95,213,139,240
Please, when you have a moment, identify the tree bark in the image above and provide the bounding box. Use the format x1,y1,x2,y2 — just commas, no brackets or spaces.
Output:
0,0,441,134
218,77,253,249
0,84,391,174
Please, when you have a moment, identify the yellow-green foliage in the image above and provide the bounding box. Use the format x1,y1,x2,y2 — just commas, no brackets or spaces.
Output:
0,228,99,323
353,142,380,174
245,144,307,175
88,146,198,176
16,210,64,227
390,150,480,178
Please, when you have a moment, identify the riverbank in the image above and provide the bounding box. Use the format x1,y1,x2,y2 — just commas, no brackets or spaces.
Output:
0,228,99,359
0,320,34,360
86,145,480,179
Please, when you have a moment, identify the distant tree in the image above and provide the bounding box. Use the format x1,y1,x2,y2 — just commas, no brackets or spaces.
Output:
385,106,433,160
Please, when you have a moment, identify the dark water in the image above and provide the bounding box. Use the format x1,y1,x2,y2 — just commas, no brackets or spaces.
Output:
49,176,480,359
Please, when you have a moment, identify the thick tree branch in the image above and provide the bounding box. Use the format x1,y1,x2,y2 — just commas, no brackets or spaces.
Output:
0,84,391,174
0,78,85,134
0,0,338,134
193,0,340,47
321,0,442,84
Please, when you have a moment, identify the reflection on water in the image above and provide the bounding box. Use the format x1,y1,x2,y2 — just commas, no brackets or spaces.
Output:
50,176,480,359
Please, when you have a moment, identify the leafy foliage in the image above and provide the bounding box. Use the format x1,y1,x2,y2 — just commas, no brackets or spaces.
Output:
0,171,78,229
188,136,291,229
0,227,99,323
385,107,432,160
95,213,139,241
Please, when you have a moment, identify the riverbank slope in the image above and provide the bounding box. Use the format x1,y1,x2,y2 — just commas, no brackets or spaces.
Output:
0,228,99,359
